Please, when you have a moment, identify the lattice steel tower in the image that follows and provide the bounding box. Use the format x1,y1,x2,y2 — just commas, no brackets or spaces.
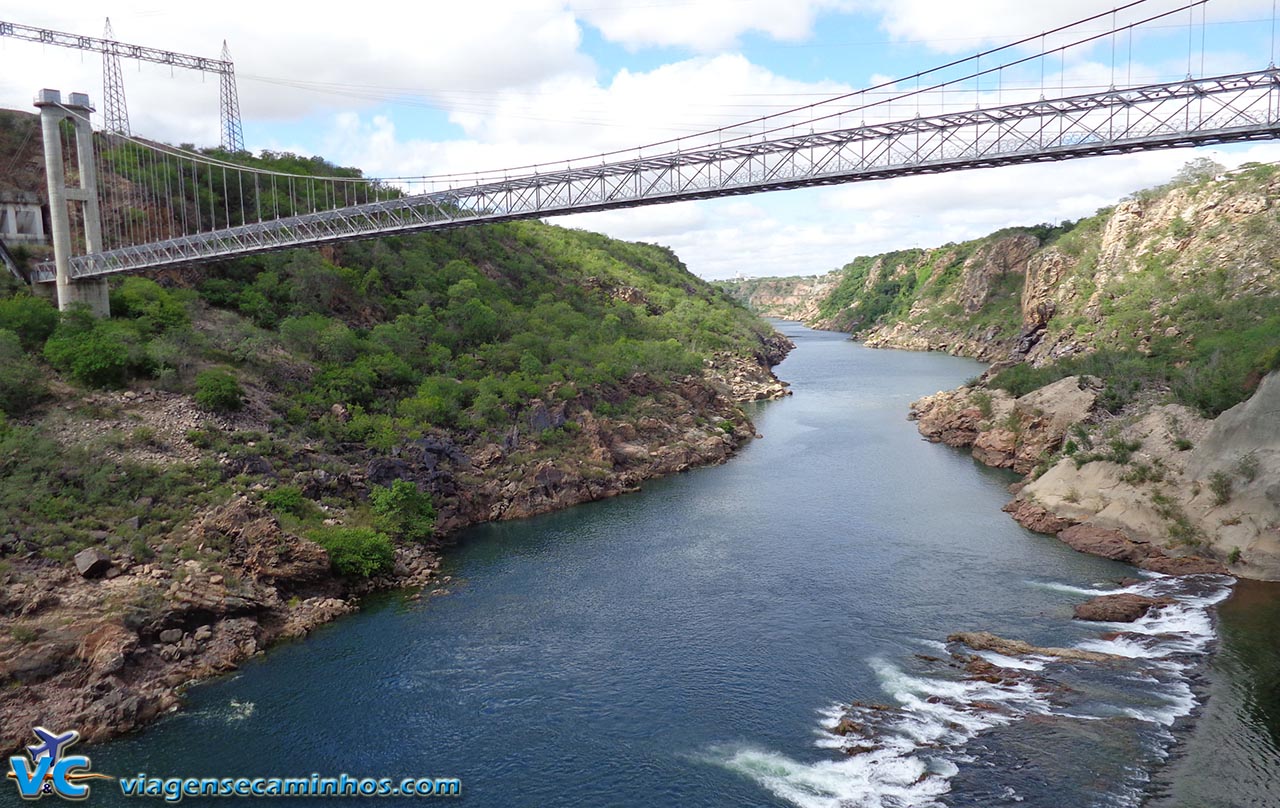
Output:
219,41,244,152
101,18,130,136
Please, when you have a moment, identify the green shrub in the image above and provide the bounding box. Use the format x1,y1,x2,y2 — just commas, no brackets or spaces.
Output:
110,277,189,332
1228,546,1243,565
0,330,46,415
10,625,37,644
43,314,143,388
308,527,394,577
370,479,435,542
1208,471,1233,506
971,390,994,418
1120,461,1165,484
194,369,244,412
0,294,58,350
262,485,310,517
989,363,1055,397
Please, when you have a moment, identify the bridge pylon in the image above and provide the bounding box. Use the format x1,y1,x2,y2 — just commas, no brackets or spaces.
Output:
33,89,110,317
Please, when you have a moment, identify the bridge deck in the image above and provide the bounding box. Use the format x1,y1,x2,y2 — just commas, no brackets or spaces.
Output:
31,69,1280,282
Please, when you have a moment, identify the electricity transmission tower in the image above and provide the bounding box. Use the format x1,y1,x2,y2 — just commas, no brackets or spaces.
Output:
101,18,130,136
0,18,245,150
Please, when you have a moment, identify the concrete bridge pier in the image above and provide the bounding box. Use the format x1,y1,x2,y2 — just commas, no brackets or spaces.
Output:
34,89,110,317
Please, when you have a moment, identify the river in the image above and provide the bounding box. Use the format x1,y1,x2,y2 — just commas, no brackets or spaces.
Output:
85,322,1280,807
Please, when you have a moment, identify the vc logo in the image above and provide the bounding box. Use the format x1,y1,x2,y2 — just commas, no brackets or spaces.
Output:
7,728,110,801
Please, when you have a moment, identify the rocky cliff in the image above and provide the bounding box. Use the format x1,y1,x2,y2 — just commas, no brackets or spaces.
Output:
725,159,1280,579
722,160,1280,376
718,272,842,323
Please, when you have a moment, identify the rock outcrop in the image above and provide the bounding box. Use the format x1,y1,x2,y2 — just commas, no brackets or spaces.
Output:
1072,593,1174,622
1004,382,1275,578
0,496,382,753
910,376,1098,474
719,272,842,322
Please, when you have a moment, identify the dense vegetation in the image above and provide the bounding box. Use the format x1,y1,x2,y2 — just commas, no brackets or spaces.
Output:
0,210,772,571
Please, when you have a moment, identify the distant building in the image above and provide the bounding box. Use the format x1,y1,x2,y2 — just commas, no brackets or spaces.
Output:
0,191,48,245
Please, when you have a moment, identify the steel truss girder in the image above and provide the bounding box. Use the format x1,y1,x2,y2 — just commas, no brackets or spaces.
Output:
0,20,232,74
31,69,1280,282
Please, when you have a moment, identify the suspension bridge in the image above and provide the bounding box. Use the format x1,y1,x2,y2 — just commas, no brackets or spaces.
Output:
14,0,1280,315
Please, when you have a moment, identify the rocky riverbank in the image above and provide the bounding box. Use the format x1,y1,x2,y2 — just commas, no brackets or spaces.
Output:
909,371,1280,579
0,342,792,754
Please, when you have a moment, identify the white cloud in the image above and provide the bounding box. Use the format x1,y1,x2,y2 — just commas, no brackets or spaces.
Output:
0,0,587,140
313,54,853,179
568,0,858,52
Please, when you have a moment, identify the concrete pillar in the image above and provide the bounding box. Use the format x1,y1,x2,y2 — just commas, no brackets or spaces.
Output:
34,89,110,317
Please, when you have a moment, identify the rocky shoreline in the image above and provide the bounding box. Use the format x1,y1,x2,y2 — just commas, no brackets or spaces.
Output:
0,338,793,754
908,370,1280,579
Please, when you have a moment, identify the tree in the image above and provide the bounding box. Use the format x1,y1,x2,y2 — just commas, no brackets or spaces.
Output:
370,479,436,542
0,295,58,351
1172,157,1225,186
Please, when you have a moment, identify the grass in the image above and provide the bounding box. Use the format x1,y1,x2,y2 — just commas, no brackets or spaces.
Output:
9,625,37,644
1234,452,1261,483
1151,489,1205,547
1075,438,1143,468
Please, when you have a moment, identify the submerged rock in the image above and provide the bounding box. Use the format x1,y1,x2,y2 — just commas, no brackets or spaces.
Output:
948,631,1118,663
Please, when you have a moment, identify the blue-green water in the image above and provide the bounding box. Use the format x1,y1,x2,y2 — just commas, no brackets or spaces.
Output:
77,323,1276,807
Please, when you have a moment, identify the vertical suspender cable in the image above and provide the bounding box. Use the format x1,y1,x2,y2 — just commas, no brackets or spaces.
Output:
163,150,173,240
207,161,216,230
1198,2,1205,80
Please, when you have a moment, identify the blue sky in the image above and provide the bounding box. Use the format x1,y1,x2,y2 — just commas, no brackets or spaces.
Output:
3,0,1280,278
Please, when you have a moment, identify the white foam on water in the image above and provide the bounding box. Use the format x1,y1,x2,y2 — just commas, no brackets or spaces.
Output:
974,650,1047,671
1028,580,1144,597
1072,677,1196,727
721,575,1234,808
717,655,1055,808
716,745,951,808
224,699,256,722
913,638,948,652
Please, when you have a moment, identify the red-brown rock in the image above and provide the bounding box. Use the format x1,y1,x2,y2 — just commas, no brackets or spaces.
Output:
1056,524,1154,564
1073,593,1174,622
972,428,1018,468
1139,555,1228,576
1003,500,1078,535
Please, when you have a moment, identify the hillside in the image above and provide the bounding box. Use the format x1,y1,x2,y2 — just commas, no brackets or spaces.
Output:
0,114,791,750
722,158,1280,412
721,157,1280,579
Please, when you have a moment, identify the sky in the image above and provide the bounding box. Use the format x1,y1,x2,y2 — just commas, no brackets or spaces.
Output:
3,0,1280,279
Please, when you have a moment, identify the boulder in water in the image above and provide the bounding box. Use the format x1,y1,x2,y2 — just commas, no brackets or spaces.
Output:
1073,593,1174,622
